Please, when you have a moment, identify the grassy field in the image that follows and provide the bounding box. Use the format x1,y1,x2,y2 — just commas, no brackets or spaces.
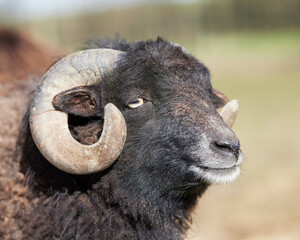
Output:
186,30,300,239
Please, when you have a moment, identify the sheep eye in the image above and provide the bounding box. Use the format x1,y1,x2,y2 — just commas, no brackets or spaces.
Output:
127,98,145,109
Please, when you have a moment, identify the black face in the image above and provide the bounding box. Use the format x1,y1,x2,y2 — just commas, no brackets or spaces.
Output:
53,38,243,202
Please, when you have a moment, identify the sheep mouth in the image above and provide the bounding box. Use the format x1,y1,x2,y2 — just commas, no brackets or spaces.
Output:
197,164,240,177
198,165,238,171
197,150,244,172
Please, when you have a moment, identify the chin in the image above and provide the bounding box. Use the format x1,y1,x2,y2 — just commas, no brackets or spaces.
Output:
189,165,241,184
189,153,244,185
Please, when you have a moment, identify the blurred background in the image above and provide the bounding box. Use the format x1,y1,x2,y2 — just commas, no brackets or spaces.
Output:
0,0,299,239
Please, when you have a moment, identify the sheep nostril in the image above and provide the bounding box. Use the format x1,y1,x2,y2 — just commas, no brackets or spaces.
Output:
213,141,240,157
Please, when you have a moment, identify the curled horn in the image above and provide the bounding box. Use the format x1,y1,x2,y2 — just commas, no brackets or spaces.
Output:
29,49,127,175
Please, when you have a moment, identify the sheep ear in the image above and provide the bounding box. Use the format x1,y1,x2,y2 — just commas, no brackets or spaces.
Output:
52,86,101,117
210,89,229,108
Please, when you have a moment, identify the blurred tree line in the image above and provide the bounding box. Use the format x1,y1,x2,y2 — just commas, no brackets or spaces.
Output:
2,0,299,48
199,0,300,31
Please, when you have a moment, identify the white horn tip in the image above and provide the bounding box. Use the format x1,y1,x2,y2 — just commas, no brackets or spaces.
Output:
220,99,239,128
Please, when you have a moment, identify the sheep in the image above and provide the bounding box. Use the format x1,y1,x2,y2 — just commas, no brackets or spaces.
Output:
0,36,243,240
